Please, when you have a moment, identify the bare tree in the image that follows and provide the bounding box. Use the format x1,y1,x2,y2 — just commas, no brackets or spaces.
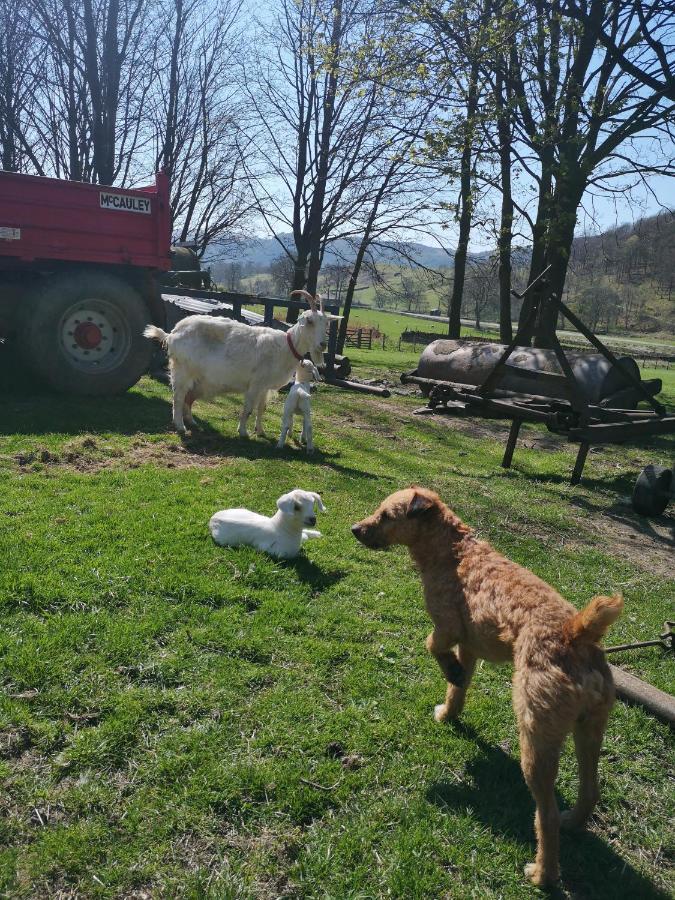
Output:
150,0,252,254
0,0,43,172
504,0,675,346
240,0,439,322
27,0,152,184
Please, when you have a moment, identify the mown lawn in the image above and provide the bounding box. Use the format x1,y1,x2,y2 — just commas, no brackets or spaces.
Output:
0,350,673,899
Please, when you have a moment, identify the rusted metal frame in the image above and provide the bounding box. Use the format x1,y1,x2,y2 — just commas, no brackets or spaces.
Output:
605,622,673,655
548,327,591,423
571,442,590,485
567,416,675,443
323,377,390,397
502,420,522,469
555,296,666,416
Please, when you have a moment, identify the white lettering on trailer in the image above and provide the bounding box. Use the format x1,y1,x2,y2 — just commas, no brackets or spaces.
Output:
100,192,151,214
0,226,21,240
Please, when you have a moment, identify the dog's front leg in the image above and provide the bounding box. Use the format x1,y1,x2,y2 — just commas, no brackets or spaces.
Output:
435,644,477,722
426,628,465,687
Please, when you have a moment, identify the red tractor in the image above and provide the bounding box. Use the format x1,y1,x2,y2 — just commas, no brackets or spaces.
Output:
0,171,171,394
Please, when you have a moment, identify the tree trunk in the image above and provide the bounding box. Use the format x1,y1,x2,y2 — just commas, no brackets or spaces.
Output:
305,0,343,298
495,67,513,343
337,241,369,354
533,177,585,347
516,155,553,343
448,58,480,338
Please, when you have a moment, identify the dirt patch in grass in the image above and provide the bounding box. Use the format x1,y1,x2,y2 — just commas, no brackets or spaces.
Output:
11,436,234,473
569,498,674,579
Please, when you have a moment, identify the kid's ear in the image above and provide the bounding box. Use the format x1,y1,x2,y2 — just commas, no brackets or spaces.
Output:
407,491,435,518
311,493,326,512
327,313,343,321
277,494,296,514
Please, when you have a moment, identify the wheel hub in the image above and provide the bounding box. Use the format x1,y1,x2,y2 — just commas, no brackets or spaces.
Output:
73,321,103,350
59,300,129,373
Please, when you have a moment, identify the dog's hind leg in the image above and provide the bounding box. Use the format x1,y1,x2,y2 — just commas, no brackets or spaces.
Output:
561,710,608,830
426,628,465,689
434,645,477,722
519,729,563,887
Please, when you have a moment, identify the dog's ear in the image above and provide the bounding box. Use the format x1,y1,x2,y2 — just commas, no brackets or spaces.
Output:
311,492,326,512
277,493,297,514
407,491,435,518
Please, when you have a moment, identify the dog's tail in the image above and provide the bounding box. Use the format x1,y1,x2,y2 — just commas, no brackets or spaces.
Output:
563,594,623,644
143,324,169,346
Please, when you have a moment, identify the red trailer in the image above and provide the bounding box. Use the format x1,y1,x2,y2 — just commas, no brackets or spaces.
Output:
0,171,171,394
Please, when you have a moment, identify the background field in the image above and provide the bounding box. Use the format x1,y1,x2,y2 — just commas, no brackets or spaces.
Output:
1,350,673,899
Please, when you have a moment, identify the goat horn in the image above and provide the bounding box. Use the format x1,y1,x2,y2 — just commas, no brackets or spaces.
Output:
316,293,324,313
290,289,316,310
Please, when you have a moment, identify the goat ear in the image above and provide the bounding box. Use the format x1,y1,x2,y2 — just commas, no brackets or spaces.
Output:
276,493,296,514
311,493,326,512
407,491,435,518
326,313,343,321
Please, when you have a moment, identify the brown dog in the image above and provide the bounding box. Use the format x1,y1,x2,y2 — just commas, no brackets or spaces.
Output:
351,486,622,887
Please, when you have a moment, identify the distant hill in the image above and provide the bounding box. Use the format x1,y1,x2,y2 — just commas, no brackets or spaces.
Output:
208,234,456,278
208,233,534,281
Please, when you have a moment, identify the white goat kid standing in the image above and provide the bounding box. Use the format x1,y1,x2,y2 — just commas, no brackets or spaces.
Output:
208,489,326,559
277,359,321,452
144,291,340,437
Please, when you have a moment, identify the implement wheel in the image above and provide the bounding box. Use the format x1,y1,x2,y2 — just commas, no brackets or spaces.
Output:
632,464,672,517
21,270,152,395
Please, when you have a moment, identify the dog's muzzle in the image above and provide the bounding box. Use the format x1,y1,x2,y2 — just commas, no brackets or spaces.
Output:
305,516,317,526
351,523,386,550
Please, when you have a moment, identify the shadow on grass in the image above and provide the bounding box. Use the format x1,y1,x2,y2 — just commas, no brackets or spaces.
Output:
182,422,379,480
279,555,346,590
1,352,175,437
427,724,669,899
570,496,675,546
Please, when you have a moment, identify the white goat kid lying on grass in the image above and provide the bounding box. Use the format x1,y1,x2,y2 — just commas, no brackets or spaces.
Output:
144,291,340,437
209,489,326,559
277,359,321,452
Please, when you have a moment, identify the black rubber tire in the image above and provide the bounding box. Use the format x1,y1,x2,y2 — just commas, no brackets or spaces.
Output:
632,464,672,517
20,270,153,395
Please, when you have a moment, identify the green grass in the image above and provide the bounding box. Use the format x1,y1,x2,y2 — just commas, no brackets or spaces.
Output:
1,355,673,899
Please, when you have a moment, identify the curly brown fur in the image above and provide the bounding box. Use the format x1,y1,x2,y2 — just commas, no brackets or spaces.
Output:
351,486,622,888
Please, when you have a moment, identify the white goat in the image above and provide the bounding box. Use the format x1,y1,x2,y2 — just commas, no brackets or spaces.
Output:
209,489,326,559
277,359,321,452
144,291,340,437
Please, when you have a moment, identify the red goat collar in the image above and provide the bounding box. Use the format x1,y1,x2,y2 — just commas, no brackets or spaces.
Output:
286,331,304,361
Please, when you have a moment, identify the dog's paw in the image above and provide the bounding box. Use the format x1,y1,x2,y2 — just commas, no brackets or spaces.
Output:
524,862,558,887
560,809,585,831
433,703,448,723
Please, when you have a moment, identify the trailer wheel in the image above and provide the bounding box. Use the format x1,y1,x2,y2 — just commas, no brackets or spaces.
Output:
632,464,672,517
21,271,153,395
